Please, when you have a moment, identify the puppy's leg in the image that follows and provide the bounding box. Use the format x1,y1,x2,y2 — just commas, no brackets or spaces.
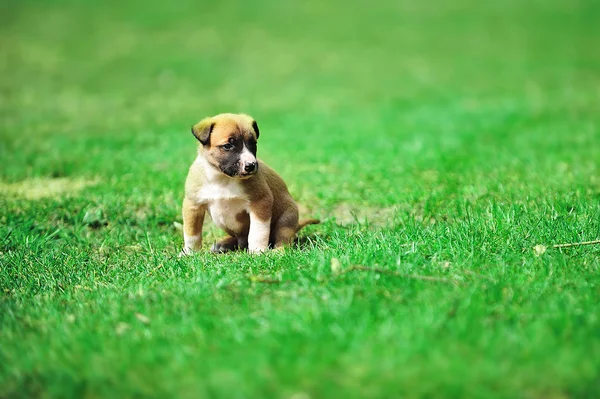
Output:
211,235,238,253
248,198,273,254
272,207,299,249
181,197,206,256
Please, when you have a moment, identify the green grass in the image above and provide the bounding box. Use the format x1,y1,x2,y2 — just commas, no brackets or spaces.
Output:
2,0,600,397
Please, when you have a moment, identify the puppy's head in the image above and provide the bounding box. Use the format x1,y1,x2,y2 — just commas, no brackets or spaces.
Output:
191,113,260,179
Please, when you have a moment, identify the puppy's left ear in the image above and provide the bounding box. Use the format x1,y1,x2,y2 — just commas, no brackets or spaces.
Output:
251,120,260,140
191,117,215,145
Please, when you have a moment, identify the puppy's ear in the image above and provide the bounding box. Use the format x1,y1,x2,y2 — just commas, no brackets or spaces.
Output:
191,117,215,145
251,120,260,140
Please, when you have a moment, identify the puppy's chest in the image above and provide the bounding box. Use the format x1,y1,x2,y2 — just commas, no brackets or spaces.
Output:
197,180,249,232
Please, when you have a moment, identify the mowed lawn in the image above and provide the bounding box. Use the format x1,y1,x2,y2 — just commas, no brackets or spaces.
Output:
1,0,600,397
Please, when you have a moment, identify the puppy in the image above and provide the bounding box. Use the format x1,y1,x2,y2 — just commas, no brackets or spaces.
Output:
180,113,319,255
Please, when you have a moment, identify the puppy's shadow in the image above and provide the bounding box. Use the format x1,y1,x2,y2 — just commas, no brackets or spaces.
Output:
293,232,325,250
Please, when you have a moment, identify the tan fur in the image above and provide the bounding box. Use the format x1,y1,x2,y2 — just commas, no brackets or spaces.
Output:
181,113,319,255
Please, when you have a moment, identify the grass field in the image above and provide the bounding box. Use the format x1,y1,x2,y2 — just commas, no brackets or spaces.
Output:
2,0,600,397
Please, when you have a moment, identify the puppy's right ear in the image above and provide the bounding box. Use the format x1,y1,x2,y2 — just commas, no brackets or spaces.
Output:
191,117,215,145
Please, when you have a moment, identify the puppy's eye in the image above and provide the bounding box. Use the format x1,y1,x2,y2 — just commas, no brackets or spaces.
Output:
221,143,234,150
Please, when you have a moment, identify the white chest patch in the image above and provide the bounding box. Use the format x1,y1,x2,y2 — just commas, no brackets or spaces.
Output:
208,198,249,233
197,179,249,234
197,179,246,202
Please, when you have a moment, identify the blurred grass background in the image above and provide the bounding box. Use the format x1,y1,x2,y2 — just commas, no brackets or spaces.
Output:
2,0,599,208
1,0,600,397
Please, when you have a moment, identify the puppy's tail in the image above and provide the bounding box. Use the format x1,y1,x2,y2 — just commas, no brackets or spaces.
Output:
296,218,320,233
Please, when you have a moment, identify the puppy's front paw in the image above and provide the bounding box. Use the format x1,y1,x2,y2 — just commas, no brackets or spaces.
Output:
248,247,267,255
178,247,193,258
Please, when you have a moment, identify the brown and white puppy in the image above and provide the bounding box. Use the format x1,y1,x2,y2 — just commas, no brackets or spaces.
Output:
180,113,319,255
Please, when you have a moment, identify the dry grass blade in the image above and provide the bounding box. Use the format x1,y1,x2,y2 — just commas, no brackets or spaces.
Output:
135,313,150,325
552,239,600,249
248,275,282,284
343,265,457,284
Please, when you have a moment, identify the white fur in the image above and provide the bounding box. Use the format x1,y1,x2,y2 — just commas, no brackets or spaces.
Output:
239,146,256,165
184,233,201,251
179,233,202,257
208,198,248,233
198,180,246,202
248,214,271,253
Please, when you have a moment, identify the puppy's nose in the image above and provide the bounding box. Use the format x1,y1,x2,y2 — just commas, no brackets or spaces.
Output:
244,161,257,173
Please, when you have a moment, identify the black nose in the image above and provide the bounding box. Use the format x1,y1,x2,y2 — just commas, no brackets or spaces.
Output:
244,162,257,173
